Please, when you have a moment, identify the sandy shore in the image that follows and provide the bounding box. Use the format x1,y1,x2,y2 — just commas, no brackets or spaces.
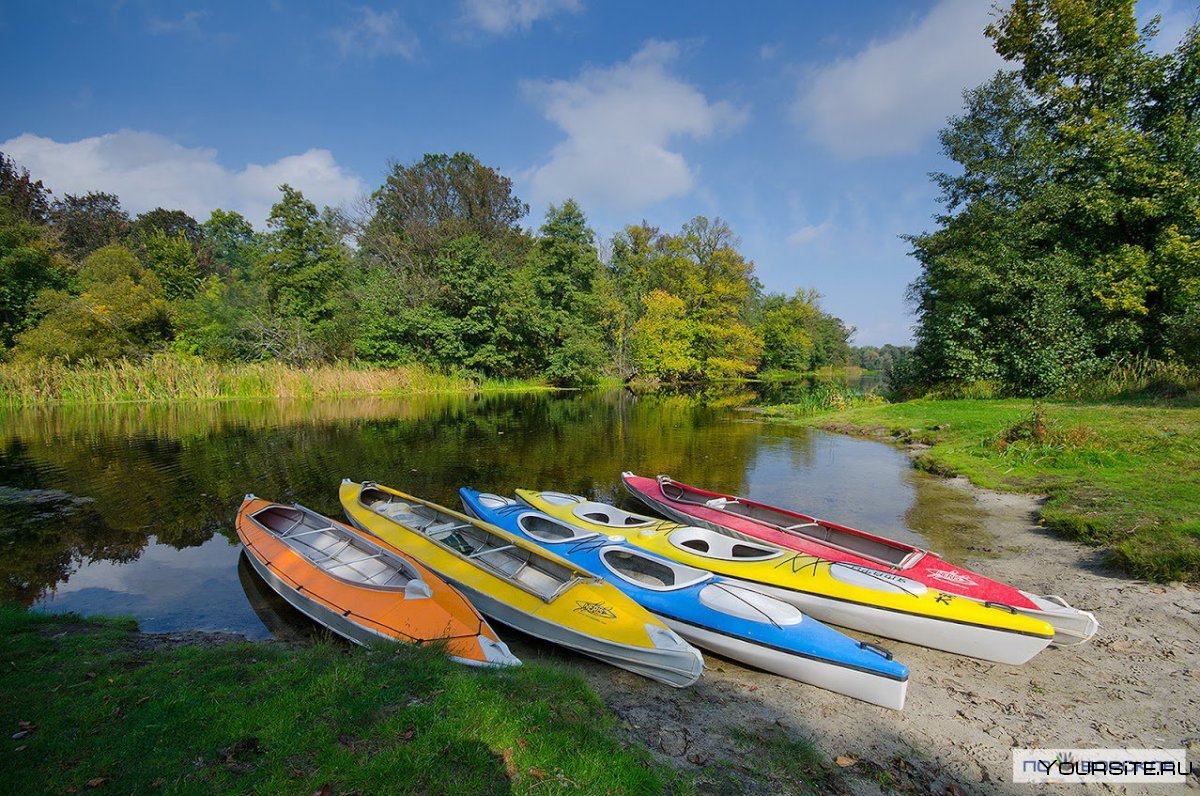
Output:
579,475,1200,794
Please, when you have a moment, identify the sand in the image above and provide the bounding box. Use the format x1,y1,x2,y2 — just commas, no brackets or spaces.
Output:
580,475,1200,795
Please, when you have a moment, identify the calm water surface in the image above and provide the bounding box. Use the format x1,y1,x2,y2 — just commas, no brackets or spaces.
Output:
0,387,989,639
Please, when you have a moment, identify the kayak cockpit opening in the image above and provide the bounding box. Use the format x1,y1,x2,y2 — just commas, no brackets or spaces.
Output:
599,547,711,592
570,501,655,528
667,526,782,561
517,512,597,543
249,504,427,593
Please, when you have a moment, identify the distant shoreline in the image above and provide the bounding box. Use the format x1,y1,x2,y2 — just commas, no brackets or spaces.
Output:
0,355,557,408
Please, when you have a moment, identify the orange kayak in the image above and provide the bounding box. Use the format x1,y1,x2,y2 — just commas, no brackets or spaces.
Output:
236,495,520,667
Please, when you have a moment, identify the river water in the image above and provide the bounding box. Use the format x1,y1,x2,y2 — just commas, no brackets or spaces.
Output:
0,386,990,640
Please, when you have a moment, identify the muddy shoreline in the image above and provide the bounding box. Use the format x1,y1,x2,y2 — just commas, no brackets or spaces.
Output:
582,464,1200,794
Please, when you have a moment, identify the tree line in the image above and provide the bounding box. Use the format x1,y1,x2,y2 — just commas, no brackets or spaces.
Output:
0,151,852,386
903,0,1199,396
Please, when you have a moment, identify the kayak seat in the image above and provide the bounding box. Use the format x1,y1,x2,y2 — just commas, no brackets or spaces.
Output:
437,531,476,556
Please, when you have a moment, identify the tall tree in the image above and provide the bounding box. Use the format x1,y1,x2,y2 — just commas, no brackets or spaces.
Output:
907,1,1200,394
50,192,131,263
527,200,606,385
139,230,201,301
0,220,66,350
0,153,52,225
202,209,260,278
361,153,529,300
661,217,762,378
129,208,203,246
756,290,821,372
262,185,353,361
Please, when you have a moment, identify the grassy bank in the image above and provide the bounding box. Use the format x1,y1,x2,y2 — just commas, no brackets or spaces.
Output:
0,356,552,407
0,605,677,795
761,397,1200,582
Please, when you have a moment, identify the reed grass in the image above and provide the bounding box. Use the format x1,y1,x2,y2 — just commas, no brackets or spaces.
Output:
1056,358,1200,401
0,356,552,407
758,381,885,417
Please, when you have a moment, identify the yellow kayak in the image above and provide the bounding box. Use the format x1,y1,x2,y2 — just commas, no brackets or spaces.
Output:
516,490,1055,664
339,480,704,686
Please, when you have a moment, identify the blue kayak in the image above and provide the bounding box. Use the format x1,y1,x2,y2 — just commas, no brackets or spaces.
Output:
460,488,910,709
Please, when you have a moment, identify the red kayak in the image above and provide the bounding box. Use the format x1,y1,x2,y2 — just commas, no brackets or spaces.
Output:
621,472,1098,645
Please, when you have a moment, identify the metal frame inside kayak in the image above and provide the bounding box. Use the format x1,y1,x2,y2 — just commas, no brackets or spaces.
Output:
622,472,1099,646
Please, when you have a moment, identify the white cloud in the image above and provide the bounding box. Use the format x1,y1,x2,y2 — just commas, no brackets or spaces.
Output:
524,40,747,212
786,221,831,246
147,10,207,36
332,6,419,60
1,130,365,227
794,0,1004,159
462,0,582,35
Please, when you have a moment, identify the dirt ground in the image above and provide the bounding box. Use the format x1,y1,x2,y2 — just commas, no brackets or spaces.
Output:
573,476,1200,795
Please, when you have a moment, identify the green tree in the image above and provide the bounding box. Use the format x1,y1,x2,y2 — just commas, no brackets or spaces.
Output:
171,275,269,362
630,290,698,381
202,209,261,278
527,200,606,385
605,223,662,378
661,217,762,378
361,152,530,306
0,153,51,225
262,185,353,361
355,234,535,375
11,244,169,363
756,290,820,372
139,230,201,301
50,192,131,262
0,220,66,351
907,2,1200,394
129,208,203,247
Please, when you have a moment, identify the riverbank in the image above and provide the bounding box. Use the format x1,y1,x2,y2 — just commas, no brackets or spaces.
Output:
586,476,1200,795
0,356,554,407
759,397,1200,582
0,605,676,795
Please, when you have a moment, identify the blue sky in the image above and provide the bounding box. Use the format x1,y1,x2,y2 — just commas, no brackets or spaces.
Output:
2,1,1194,345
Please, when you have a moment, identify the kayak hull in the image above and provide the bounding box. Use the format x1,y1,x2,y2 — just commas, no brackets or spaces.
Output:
445,576,705,688
662,617,907,711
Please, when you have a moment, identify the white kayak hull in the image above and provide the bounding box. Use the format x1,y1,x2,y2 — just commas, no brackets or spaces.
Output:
1017,591,1100,645
662,617,907,710
733,579,1052,665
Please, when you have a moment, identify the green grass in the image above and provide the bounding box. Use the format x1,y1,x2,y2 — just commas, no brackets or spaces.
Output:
761,397,1200,582
758,381,885,417
726,727,834,794
0,355,554,406
0,605,677,795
